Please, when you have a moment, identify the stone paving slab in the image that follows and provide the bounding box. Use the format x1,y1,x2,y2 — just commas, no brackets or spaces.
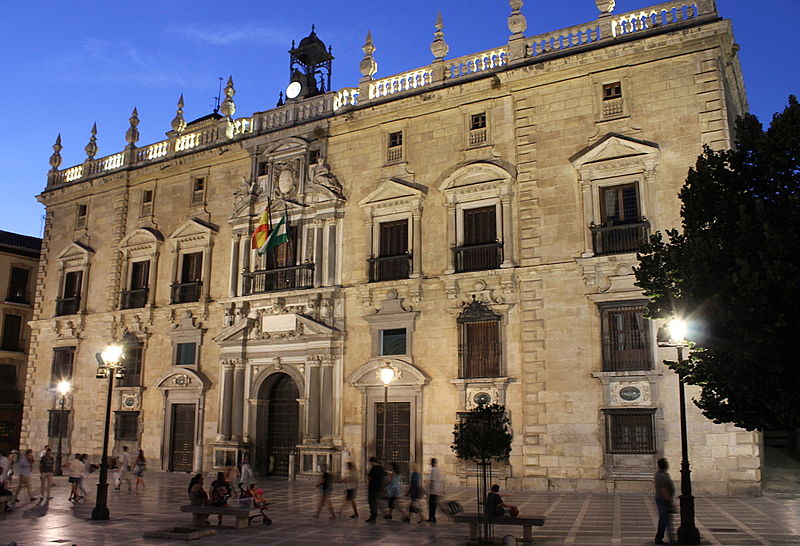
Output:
1,471,799,545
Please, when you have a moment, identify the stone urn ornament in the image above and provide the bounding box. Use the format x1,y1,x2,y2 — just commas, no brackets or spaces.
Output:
596,0,615,16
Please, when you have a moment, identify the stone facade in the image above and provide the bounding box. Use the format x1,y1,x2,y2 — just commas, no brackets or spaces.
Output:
23,0,759,495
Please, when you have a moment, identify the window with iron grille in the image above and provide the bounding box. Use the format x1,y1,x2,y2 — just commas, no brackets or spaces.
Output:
117,343,143,387
458,299,502,378
7,267,29,303
380,328,407,356
176,342,197,366
114,411,139,441
600,302,652,371
190,177,205,206
140,189,153,217
387,131,403,162
48,409,70,438
51,347,75,384
605,410,656,453
2,314,21,352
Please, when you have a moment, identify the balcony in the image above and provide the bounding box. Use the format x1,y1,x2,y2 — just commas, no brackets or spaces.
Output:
120,288,148,310
242,264,315,295
55,296,80,316
590,219,649,256
368,253,411,283
453,241,503,273
171,281,202,304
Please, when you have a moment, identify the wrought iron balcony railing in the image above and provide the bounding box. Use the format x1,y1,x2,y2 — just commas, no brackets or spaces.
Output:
120,288,148,310
453,241,503,273
590,219,650,256
55,296,80,316
171,281,202,304
368,253,411,283
243,264,315,295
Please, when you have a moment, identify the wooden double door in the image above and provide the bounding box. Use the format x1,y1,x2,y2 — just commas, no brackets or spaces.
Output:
376,401,411,478
169,404,195,472
257,373,300,477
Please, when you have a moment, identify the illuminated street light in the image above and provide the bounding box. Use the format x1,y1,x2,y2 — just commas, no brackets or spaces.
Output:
378,363,396,464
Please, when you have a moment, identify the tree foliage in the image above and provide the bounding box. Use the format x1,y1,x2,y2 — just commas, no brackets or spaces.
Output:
634,96,800,431
451,403,513,463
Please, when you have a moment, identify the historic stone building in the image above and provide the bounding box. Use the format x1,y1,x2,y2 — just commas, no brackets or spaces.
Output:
0,231,41,454
23,0,760,494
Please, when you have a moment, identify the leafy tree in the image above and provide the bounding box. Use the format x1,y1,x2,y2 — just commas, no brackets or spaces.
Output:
451,403,512,464
634,96,800,431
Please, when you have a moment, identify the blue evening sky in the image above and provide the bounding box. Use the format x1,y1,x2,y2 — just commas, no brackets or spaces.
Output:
0,0,797,238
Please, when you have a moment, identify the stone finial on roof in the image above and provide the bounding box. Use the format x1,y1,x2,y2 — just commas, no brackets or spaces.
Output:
595,0,615,16
359,30,377,79
171,94,187,134
220,76,236,118
430,12,449,60
84,123,98,161
125,107,140,148
508,0,527,35
49,134,63,171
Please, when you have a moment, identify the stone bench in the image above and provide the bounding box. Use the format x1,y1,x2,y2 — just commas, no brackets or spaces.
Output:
180,504,264,529
454,514,545,542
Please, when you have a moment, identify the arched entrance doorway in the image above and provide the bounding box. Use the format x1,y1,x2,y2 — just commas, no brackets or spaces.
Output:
256,373,299,476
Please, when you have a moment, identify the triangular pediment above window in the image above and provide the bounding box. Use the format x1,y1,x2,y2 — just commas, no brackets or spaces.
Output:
57,241,94,267
439,162,513,193
571,134,659,169
119,227,164,249
169,218,219,241
262,137,309,160
358,178,427,208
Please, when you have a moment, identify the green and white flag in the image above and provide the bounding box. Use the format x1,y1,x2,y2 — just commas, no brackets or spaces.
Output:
260,212,288,255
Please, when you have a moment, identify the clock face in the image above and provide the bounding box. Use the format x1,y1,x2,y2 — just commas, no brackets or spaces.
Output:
286,81,302,99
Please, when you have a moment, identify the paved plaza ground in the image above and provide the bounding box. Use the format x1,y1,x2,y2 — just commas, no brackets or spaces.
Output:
1,470,799,545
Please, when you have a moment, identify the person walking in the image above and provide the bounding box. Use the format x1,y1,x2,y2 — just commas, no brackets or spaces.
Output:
338,461,359,519
134,450,146,492
223,457,240,498
365,457,385,523
427,458,444,523
240,454,254,490
383,462,400,520
401,464,425,524
116,446,133,491
13,449,35,503
313,463,336,520
66,453,85,502
39,447,55,500
654,458,676,545
78,454,91,499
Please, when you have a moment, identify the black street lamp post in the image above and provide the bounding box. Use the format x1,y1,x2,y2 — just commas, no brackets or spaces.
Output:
378,363,396,463
91,344,124,521
54,380,71,477
659,320,701,545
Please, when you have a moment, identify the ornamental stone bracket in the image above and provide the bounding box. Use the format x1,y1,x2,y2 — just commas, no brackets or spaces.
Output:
442,271,516,305
154,367,211,392
55,317,84,340
591,370,663,408
577,257,639,294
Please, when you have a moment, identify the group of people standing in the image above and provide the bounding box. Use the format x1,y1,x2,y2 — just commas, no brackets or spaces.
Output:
362,457,444,524
113,445,146,492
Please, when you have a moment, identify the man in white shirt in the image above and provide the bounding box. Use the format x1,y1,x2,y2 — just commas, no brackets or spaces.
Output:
427,458,444,523
116,446,134,491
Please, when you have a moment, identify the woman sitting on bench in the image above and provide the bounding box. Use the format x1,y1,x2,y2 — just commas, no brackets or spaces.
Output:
188,474,208,505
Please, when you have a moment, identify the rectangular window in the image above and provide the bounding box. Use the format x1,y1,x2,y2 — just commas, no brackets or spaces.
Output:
117,343,143,387
51,347,75,384
48,409,70,438
176,342,197,366
456,206,501,272
57,270,82,316
461,320,501,378
370,219,410,282
191,178,205,206
76,204,88,229
470,113,487,130
172,252,202,303
387,132,403,162
1,315,21,352
380,328,407,356
130,260,150,290
600,302,652,371
605,410,656,453
257,161,269,177
592,184,648,255
7,267,29,303
468,112,488,147
600,184,640,225
140,189,153,217
603,82,622,100
114,411,139,441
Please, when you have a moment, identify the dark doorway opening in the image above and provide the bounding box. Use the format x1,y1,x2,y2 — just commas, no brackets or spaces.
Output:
257,373,299,477
169,403,195,472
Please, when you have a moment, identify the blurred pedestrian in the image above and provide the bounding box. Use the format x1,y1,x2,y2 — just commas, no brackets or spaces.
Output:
78,454,90,499
427,458,444,523
134,449,146,491
654,458,675,545
66,453,84,502
314,463,336,520
13,449,35,503
383,462,400,519
365,457,385,523
39,447,55,500
401,464,425,524
338,461,359,519
116,446,133,491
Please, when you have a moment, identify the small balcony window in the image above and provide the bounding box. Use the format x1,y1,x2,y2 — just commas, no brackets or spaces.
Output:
75,204,88,229
602,82,624,118
190,178,205,207
468,113,487,147
7,267,29,304
369,219,410,282
140,189,153,217
387,132,403,163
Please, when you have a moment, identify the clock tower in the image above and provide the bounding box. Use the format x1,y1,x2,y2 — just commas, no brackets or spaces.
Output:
285,26,333,101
